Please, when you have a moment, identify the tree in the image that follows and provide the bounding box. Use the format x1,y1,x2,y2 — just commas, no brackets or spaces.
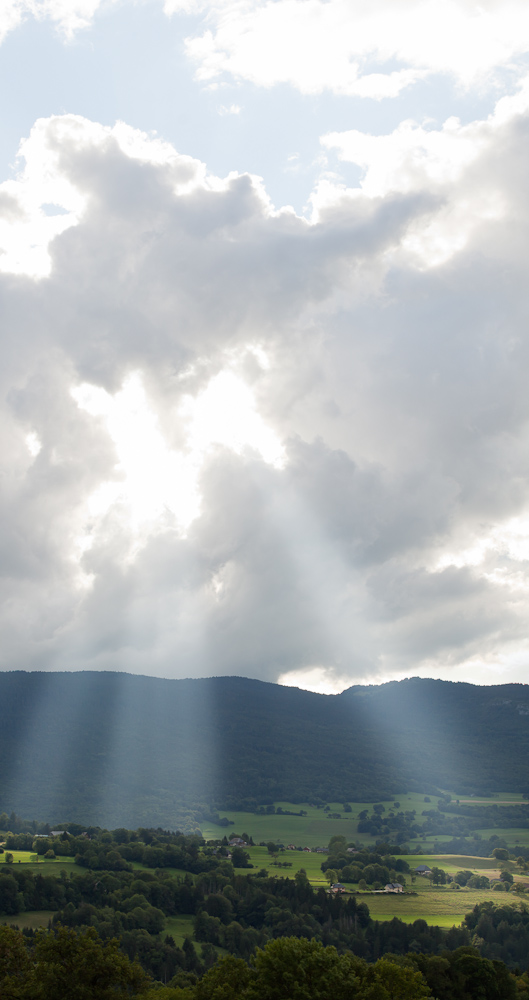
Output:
364,958,431,1000
454,870,473,886
266,842,277,856
1,926,148,1000
0,925,31,989
195,954,251,1000
325,869,338,884
231,847,251,868
112,828,130,845
500,870,514,885
4,853,13,864
467,875,490,889
430,867,446,886
491,848,509,861
249,937,360,1000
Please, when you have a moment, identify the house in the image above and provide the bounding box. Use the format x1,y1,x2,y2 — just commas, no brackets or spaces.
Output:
385,883,404,893
330,883,346,893
50,831,66,837
346,847,358,853
302,847,312,852
414,865,432,875
228,838,246,847
286,844,296,850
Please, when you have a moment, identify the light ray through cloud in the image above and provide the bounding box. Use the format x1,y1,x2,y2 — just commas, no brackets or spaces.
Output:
71,365,286,553
3,0,529,690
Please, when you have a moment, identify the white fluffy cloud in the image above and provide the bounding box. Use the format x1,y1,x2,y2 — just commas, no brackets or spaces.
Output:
168,0,529,96
0,0,110,41
3,97,529,690
319,77,529,265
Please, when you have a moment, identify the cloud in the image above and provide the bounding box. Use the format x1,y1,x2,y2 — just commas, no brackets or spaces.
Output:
0,0,111,42
165,0,529,97
320,79,529,265
3,103,529,688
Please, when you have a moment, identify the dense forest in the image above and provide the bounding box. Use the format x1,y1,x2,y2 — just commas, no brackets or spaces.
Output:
2,825,529,998
1,672,529,827
3,925,526,1000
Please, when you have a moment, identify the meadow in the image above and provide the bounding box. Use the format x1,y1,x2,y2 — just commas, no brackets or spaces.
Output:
170,832,529,933
0,851,38,863
200,795,434,846
2,790,528,936
163,914,197,947
0,910,55,929
200,790,525,848
0,853,78,875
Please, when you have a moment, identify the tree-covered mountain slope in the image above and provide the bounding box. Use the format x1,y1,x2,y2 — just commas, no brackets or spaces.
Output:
0,672,527,828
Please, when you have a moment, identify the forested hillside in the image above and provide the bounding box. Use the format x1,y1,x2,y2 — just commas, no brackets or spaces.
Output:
0,672,528,828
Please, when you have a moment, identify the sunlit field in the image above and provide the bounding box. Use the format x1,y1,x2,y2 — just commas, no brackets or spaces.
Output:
407,855,501,873
232,845,329,886
1,790,526,936
229,843,529,927
0,851,38,864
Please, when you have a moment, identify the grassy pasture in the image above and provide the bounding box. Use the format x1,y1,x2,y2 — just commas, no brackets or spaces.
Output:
233,847,529,926
406,854,501,873
232,845,328,887
162,915,227,958
13,859,78,876
0,851,38,864
200,792,527,848
200,804,358,846
456,794,527,804
0,910,55,929
201,794,453,845
162,914,196,947
357,893,466,927
477,828,529,847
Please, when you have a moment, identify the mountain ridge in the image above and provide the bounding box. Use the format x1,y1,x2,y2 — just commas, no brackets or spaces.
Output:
1,671,527,828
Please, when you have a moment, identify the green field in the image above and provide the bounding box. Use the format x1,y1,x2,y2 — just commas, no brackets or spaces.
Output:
0,910,55,929
476,829,529,847
407,854,502,873
365,880,527,926
163,915,196,947
200,803,358,846
1,791,527,937
0,851,38,864
232,845,328,886
1,858,78,876
199,792,526,848
230,844,529,927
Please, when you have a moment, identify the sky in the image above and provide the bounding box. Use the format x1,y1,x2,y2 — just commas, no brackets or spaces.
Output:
2,0,529,694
